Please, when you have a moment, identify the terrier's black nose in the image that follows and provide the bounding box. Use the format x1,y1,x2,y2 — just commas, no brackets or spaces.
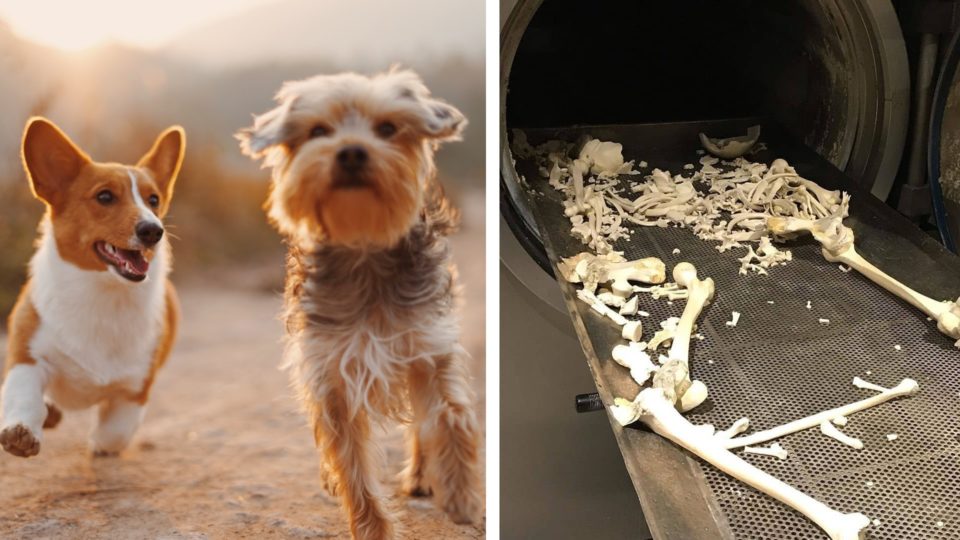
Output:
336,145,368,172
136,222,164,247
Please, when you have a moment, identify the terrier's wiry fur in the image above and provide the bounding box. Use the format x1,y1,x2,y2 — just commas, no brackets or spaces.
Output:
238,69,483,539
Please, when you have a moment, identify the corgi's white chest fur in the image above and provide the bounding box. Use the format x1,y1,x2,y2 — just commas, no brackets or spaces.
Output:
28,223,169,409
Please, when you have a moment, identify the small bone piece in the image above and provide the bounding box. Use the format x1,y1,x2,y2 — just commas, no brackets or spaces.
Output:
611,342,658,385
576,289,628,326
853,376,888,393
726,311,741,327
622,320,643,342
620,295,639,316
886,434,898,441
744,443,788,460
768,196,960,347
819,318,830,325
699,125,762,159
723,379,919,449
820,421,864,450
611,389,870,540
715,418,751,440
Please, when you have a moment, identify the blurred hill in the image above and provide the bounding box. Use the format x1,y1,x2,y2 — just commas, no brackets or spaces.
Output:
0,1,484,318
166,0,484,68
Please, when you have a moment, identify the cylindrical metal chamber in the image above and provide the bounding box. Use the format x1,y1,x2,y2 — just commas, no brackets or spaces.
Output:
501,0,910,312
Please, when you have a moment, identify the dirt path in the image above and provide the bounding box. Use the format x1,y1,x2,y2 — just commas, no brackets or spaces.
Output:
0,220,485,539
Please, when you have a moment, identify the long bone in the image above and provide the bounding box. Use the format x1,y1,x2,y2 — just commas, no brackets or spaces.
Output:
653,262,715,410
768,196,960,347
611,389,871,540
722,378,919,449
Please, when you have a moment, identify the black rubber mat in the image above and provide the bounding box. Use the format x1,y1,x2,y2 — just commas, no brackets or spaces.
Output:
513,119,960,539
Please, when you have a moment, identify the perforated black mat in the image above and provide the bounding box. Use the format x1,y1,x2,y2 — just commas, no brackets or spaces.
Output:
512,119,960,539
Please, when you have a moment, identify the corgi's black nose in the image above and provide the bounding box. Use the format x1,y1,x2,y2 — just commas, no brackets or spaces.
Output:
136,222,164,247
336,145,368,172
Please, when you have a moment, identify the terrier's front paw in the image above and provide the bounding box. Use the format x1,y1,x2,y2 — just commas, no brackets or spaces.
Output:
441,488,484,525
401,465,432,497
320,463,341,497
0,424,41,458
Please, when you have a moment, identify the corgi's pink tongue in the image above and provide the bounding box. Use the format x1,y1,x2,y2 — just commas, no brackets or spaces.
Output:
117,248,149,274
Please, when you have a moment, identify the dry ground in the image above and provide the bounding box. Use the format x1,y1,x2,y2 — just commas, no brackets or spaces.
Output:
0,200,485,540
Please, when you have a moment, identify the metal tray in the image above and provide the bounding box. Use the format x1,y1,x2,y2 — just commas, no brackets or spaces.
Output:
513,118,960,539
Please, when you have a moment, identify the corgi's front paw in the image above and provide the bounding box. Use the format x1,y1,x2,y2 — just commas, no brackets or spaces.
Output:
0,424,41,458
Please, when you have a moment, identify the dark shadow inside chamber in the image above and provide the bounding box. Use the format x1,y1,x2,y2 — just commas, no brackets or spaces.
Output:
506,0,846,154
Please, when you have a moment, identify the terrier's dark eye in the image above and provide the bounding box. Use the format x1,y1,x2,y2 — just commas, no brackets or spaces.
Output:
96,190,114,205
148,194,160,208
375,121,397,139
309,125,330,138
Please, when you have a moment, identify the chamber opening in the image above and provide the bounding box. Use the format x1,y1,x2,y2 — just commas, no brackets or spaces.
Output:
509,0,852,165
504,0,908,196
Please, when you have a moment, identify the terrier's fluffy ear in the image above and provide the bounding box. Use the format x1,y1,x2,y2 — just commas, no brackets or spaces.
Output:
417,97,466,142
388,68,466,142
236,99,294,159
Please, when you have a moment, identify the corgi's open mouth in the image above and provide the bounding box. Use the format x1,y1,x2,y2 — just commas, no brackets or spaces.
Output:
94,241,149,282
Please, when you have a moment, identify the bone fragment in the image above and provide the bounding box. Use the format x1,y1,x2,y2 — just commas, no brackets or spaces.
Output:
745,443,788,460
820,421,863,450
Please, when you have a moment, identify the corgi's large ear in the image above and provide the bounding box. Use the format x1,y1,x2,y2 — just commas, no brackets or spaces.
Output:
138,126,185,202
21,117,91,208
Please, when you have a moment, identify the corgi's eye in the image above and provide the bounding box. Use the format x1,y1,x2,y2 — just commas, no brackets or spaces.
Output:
309,124,331,138
148,194,160,208
96,190,114,205
375,121,397,139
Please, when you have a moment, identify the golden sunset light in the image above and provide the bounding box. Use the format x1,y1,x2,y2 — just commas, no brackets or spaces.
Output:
0,0,277,51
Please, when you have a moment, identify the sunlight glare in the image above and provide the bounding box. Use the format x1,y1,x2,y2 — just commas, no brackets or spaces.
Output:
0,0,278,51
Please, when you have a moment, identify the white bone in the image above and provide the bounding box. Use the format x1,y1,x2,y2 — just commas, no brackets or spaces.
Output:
768,197,960,347
621,320,643,342
744,443,788,460
679,380,709,412
886,434,898,441
831,416,848,427
597,291,626,307
723,379,918,449
611,342,658,386
820,421,863,450
699,125,762,159
576,289,627,325
647,329,675,351
619,295,639,316
726,311,741,327
852,376,888,393
715,417,751,440
611,389,870,540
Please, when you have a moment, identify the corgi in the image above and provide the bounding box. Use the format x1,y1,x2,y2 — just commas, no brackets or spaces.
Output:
0,118,185,457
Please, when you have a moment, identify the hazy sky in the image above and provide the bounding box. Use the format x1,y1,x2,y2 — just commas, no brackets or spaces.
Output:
0,0,281,50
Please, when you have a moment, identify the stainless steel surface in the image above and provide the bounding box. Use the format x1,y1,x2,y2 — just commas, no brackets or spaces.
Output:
500,264,649,540
907,33,938,188
516,119,960,539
